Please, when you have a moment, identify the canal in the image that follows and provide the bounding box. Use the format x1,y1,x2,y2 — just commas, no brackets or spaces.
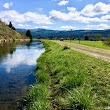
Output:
0,40,45,110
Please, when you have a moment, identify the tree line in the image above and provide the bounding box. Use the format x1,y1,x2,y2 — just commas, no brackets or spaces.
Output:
8,22,32,40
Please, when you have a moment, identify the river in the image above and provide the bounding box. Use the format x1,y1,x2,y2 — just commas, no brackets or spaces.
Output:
0,40,45,110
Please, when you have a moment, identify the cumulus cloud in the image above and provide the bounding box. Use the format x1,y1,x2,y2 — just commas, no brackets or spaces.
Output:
97,24,110,30
67,7,76,12
18,24,31,27
87,24,110,30
50,10,106,23
18,25,49,29
101,15,110,21
0,10,52,25
58,0,69,6
3,2,13,9
60,25,76,30
81,2,110,17
50,2,110,24
50,10,80,21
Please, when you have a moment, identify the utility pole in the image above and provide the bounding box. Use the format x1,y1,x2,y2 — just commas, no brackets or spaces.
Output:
79,38,80,44
70,29,72,43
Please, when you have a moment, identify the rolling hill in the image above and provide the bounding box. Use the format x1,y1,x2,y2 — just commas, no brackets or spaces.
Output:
17,28,110,39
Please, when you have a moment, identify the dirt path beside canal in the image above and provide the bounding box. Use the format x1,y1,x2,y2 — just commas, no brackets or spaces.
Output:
55,41,110,62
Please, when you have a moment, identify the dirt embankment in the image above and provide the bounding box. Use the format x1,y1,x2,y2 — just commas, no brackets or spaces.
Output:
55,41,110,62
0,39,30,44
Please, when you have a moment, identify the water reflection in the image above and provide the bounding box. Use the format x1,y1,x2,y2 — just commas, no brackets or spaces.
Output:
0,40,45,110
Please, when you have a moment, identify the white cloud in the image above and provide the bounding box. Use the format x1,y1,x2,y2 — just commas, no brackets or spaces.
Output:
18,24,31,27
81,2,110,17
50,2,110,24
18,24,24,27
67,7,76,12
33,26,49,29
97,24,110,30
50,10,80,21
0,10,52,25
101,14,110,21
24,11,52,24
50,10,106,23
60,25,76,30
84,27,91,30
20,25,49,29
40,26,49,29
36,8,43,12
3,2,13,9
86,24,110,30
58,0,69,6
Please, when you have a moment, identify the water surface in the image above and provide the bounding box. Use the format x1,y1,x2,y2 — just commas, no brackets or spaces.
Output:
0,40,45,110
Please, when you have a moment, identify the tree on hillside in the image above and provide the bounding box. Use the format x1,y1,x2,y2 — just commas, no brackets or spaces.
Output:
26,30,32,40
8,22,16,30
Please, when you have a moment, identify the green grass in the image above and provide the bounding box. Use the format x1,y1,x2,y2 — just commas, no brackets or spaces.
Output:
24,50,51,110
64,40,110,49
25,40,110,110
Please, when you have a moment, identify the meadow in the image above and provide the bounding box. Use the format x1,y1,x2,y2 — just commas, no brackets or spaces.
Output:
64,40,110,50
25,40,110,110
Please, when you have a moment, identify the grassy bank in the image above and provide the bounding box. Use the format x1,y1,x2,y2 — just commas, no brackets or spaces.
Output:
64,40,110,50
25,40,110,110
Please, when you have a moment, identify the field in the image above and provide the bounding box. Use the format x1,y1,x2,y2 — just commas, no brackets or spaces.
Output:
25,40,110,110
64,40,110,50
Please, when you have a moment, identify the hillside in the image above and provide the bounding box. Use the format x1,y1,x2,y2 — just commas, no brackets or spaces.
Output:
0,20,25,40
17,28,110,39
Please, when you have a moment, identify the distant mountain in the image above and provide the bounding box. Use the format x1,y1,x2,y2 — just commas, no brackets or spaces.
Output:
17,28,110,39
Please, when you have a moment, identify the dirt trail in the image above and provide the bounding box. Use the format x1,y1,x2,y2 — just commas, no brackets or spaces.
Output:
55,41,110,63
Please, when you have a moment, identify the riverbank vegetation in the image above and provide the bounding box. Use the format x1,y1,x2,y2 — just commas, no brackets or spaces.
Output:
25,40,110,110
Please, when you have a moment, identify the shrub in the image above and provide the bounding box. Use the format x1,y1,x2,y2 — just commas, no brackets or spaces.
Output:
103,38,110,47
63,46,70,50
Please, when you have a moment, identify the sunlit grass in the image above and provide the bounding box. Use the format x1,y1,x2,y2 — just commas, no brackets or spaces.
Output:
25,40,110,110
64,40,110,49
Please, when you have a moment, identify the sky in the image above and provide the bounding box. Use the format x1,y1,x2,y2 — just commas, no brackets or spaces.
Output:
0,0,110,30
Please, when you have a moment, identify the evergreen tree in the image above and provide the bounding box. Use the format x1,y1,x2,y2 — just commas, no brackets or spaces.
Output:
26,30,32,40
9,22,12,28
8,22,16,30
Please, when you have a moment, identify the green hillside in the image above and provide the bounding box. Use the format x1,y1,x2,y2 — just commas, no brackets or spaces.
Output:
0,20,25,40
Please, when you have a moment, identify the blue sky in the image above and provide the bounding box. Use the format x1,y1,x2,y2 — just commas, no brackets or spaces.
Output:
0,0,110,30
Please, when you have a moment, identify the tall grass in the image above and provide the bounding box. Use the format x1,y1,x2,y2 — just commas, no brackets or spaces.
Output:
65,88,94,110
25,40,110,110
